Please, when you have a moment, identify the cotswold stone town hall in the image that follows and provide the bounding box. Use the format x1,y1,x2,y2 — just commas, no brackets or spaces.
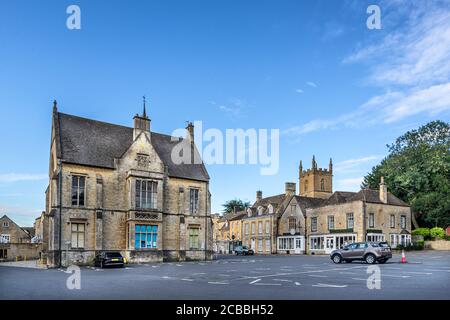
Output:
44,100,212,267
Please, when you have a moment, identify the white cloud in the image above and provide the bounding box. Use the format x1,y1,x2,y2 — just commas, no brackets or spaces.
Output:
306,82,317,88
285,3,450,137
295,89,303,94
335,177,364,191
334,156,381,173
0,173,47,183
0,204,42,227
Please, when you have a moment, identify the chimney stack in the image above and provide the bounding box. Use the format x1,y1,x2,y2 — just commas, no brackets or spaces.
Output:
285,182,296,196
256,190,262,202
379,176,388,204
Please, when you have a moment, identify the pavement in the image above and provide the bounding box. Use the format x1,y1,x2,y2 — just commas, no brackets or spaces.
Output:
0,250,449,300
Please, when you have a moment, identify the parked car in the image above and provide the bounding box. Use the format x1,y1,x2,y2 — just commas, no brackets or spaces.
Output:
234,246,254,256
330,242,392,264
94,251,125,268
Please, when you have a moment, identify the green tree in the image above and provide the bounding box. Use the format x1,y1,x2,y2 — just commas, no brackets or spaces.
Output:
222,199,251,214
362,121,450,228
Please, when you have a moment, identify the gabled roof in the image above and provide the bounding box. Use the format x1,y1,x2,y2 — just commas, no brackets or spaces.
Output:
293,196,326,211
245,193,288,217
57,112,209,182
310,189,410,208
21,227,35,238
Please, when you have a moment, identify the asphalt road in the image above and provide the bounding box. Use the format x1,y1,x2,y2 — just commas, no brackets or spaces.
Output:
1,251,449,300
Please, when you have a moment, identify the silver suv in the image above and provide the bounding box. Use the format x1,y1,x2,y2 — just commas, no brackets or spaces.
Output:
330,242,392,264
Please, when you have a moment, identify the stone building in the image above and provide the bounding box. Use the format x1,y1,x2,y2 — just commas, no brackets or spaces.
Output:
299,156,333,199
0,215,40,261
0,215,33,244
44,100,212,267
305,177,412,254
212,211,245,254
242,185,294,254
236,156,412,255
276,192,324,254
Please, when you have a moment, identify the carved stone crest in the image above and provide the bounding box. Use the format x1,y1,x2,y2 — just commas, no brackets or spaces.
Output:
135,154,150,168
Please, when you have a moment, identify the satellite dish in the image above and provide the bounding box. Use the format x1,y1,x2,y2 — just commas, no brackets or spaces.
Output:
290,229,295,235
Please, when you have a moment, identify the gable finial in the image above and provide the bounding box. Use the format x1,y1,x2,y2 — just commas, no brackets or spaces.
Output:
142,95,147,118
53,99,57,112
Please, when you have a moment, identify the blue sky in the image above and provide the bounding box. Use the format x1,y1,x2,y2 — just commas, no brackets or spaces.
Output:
0,0,449,226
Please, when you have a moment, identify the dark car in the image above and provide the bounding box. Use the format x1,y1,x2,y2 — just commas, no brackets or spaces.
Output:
330,242,392,264
234,245,254,256
94,251,125,268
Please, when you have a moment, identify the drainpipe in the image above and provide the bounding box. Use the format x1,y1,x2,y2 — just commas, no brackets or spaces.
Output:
58,160,63,268
362,189,367,242
204,182,208,261
304,214,308,255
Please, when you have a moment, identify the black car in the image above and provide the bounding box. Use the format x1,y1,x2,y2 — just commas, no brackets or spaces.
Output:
94,251,125,268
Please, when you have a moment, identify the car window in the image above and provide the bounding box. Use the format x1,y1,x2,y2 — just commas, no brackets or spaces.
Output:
371,243,379,247
105,252,122,258
357,243,368,249
379,242,390,248
347,243,358,250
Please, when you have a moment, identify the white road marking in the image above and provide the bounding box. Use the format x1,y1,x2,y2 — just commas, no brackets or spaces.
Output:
423,269,450,273
309,275,328,278
181,278,194,282
383,274,410,278
176,264,183,267
249,279,261,284
339,272,358,275
403,271,432,275
242,265,367,279
253,283,282,286
192,272,206,275
273,279,292,282
208,281,229,285
255,268,271,270
313,283,348,288
295,282,301,286
352,278,381,282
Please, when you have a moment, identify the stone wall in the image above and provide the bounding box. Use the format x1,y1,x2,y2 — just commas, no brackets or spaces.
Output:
0,243,42,261
424,240,450,250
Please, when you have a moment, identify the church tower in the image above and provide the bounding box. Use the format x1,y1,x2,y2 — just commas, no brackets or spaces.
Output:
298,156,333,199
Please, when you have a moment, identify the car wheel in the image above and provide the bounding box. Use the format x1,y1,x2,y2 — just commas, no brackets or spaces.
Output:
365,254,376,264
332,254,342,264
378,259,387,264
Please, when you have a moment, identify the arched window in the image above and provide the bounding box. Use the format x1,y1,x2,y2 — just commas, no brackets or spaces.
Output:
267,204,274,214
321,178,325,191
304,180,308,192
247,208,252,217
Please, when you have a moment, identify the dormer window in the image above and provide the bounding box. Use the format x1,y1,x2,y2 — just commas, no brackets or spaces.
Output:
267,204,274,214
2,222,9,228
257,206,264,216
247,208,252,217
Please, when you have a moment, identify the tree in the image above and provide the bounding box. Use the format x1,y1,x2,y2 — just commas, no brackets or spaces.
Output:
222,199,251,214
362,121,450,228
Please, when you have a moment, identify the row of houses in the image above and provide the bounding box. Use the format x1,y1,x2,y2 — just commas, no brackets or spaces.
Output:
213,157,412,255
